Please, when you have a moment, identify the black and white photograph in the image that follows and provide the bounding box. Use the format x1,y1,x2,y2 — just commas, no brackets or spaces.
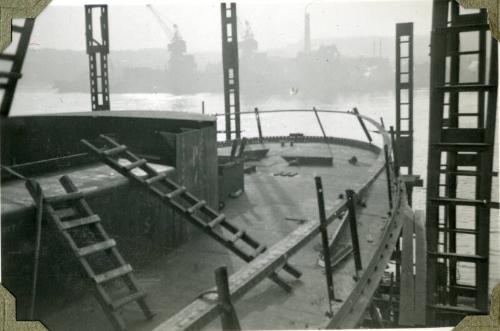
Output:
0,0,498,330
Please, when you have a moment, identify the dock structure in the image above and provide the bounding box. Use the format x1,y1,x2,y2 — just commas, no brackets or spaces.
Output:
221,2,241,140
426,0,498,325
85,5,111,111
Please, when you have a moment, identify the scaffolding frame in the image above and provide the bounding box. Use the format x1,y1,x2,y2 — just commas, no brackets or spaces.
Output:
85,5,111,111
395,22,414,176
221,2,241,140
426,0,497,325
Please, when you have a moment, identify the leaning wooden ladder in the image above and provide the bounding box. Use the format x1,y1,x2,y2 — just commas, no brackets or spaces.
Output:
82,134,302,291
25,175,153,330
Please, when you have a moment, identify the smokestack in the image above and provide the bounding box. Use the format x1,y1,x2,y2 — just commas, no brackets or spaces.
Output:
304,12,311,53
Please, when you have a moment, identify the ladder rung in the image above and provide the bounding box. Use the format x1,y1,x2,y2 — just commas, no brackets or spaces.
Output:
110,291,146,310
252,245,266,258
94,264,133,284
430,304,486,315
430,197,487,206
102,145,127,156
54,207,78,219
60,215,101,230
187,200,206,214
439,169,481,176
208,214,226,228
11,25,25,33
229,229,245,243
145,173,167,185
440,23,489,33
45,191,84,203
432,142,490,151
428,251,487,262
123,159,147,170
0,54,16,61
165,186,186,199
437,84,495,92
0,71,22,79
438,227,477,235
457,113,479,117
458,50,480,55
77,239,116,256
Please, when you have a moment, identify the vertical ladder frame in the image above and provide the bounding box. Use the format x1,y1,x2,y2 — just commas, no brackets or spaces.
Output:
395,22,414,176
426,0,497,324
85,4,111,111
221,2,241,141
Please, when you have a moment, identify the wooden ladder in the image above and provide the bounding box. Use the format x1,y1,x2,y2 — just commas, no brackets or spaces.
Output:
81,134,302,292
25,175,153,330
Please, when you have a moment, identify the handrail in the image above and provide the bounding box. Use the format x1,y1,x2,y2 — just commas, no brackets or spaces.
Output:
154,109,399,331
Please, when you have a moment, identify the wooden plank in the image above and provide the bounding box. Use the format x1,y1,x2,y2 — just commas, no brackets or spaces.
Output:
413,210,426,325
398,204,415,326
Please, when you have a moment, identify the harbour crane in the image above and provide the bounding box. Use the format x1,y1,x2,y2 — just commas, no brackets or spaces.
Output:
146,4,186,55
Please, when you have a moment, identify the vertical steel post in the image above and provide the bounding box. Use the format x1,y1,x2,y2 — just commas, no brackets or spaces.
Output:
315,176,336,314
346,189,362,273
313,107,334,161
476,32,497,312
237,138,247,159
383,145,393,210
254,107,263,142
215,266,241,331
352,107,372,144
229,139,238,161
221,3,241,140
202,101,205,114
27,180,44,320
389,126,400,177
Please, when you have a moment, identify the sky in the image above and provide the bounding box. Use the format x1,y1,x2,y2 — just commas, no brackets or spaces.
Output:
27,0,434,52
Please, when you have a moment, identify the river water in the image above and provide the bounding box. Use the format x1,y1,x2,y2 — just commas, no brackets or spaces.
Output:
9,88,499,292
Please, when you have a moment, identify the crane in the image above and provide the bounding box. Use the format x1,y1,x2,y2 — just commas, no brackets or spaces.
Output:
146,4,183,44
146,4,186,56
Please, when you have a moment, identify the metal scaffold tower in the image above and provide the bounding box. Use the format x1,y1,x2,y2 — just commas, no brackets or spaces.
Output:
426,0,497,325
221,2,241,140
85,5,110,111
395,22,414,176
0,19,35,117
